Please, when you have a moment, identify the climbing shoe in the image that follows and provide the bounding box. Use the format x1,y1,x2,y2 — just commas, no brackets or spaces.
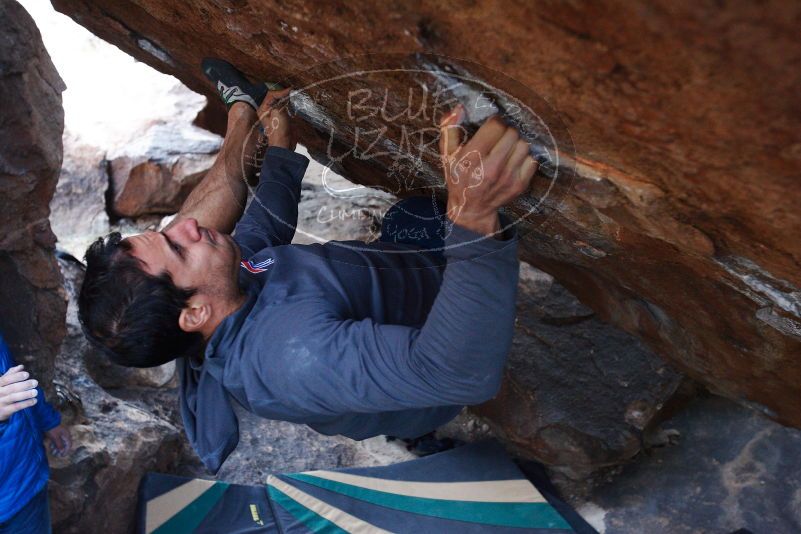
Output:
201,57,282,110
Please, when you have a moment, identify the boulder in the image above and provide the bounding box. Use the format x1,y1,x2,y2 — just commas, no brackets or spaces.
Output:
50,0,801,427
474,263,683,478
291,146,395,245
84,350,176,389
194,405,417,484
0,0,67,395
108,124,221,218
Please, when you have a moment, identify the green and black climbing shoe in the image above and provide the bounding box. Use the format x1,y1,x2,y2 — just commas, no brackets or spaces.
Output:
201,58,281,110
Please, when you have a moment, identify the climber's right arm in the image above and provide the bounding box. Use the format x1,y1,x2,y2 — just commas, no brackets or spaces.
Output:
253,110,536,412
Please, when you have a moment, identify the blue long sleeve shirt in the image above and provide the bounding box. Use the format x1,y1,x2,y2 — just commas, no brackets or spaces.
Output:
179,147,520,473
0,333,61,523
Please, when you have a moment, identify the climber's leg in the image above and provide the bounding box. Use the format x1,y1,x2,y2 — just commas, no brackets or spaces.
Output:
165,101,262,233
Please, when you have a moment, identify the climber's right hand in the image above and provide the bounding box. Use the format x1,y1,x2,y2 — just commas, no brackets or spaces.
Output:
439,105,538,237
257,87,295,151
0,365,38,421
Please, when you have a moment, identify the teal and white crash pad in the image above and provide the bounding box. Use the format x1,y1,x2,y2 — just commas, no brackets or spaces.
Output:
137,441,591,533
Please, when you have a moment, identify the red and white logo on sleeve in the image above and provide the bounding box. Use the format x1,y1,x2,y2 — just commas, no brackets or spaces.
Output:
240,258,275,273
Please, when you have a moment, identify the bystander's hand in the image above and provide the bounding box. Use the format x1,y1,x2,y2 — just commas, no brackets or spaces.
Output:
0,365,38,421
257,87,295,151
45,424,72,457
439,105,538,237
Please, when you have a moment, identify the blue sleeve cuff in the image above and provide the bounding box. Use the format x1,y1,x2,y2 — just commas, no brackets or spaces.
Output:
33,387,61,432
264,146,310,165
40,409,61,432
443,214,518,260
259,146,310,187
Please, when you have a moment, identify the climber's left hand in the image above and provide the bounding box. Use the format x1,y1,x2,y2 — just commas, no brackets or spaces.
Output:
45,424,72,457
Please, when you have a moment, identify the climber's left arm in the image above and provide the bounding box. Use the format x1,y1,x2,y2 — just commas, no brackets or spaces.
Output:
230,89,312,256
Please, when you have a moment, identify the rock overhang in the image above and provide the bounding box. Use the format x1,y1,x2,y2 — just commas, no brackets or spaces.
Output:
48,0,801,426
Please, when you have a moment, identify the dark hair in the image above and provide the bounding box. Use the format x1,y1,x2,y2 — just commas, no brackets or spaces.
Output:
78,232,204,368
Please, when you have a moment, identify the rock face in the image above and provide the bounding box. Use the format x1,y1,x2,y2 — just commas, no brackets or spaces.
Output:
51,0,801,426
0,0,66,394
582,396,801,533
291,146,393,245
474,263,683,478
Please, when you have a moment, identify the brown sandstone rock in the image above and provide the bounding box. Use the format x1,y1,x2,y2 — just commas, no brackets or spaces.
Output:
108,124,221,218
51,0,801,426
0,0,67,395
109,153,211,217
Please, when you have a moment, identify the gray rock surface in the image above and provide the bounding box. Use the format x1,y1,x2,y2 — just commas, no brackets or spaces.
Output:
50,257,184,533
49,132,109,259
291,146,395,245
475,263,684,478
184,405,416,483
582,396,801,534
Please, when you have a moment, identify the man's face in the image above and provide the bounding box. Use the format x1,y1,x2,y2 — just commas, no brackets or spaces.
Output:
124,218,240,294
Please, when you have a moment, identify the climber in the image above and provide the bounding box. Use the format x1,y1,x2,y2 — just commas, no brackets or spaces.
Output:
0,332,72,533
77,59,537,473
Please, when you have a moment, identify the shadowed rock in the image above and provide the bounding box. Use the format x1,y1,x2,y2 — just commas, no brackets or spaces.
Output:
583,396,801,533
474,263,683,478
0,0,67,396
